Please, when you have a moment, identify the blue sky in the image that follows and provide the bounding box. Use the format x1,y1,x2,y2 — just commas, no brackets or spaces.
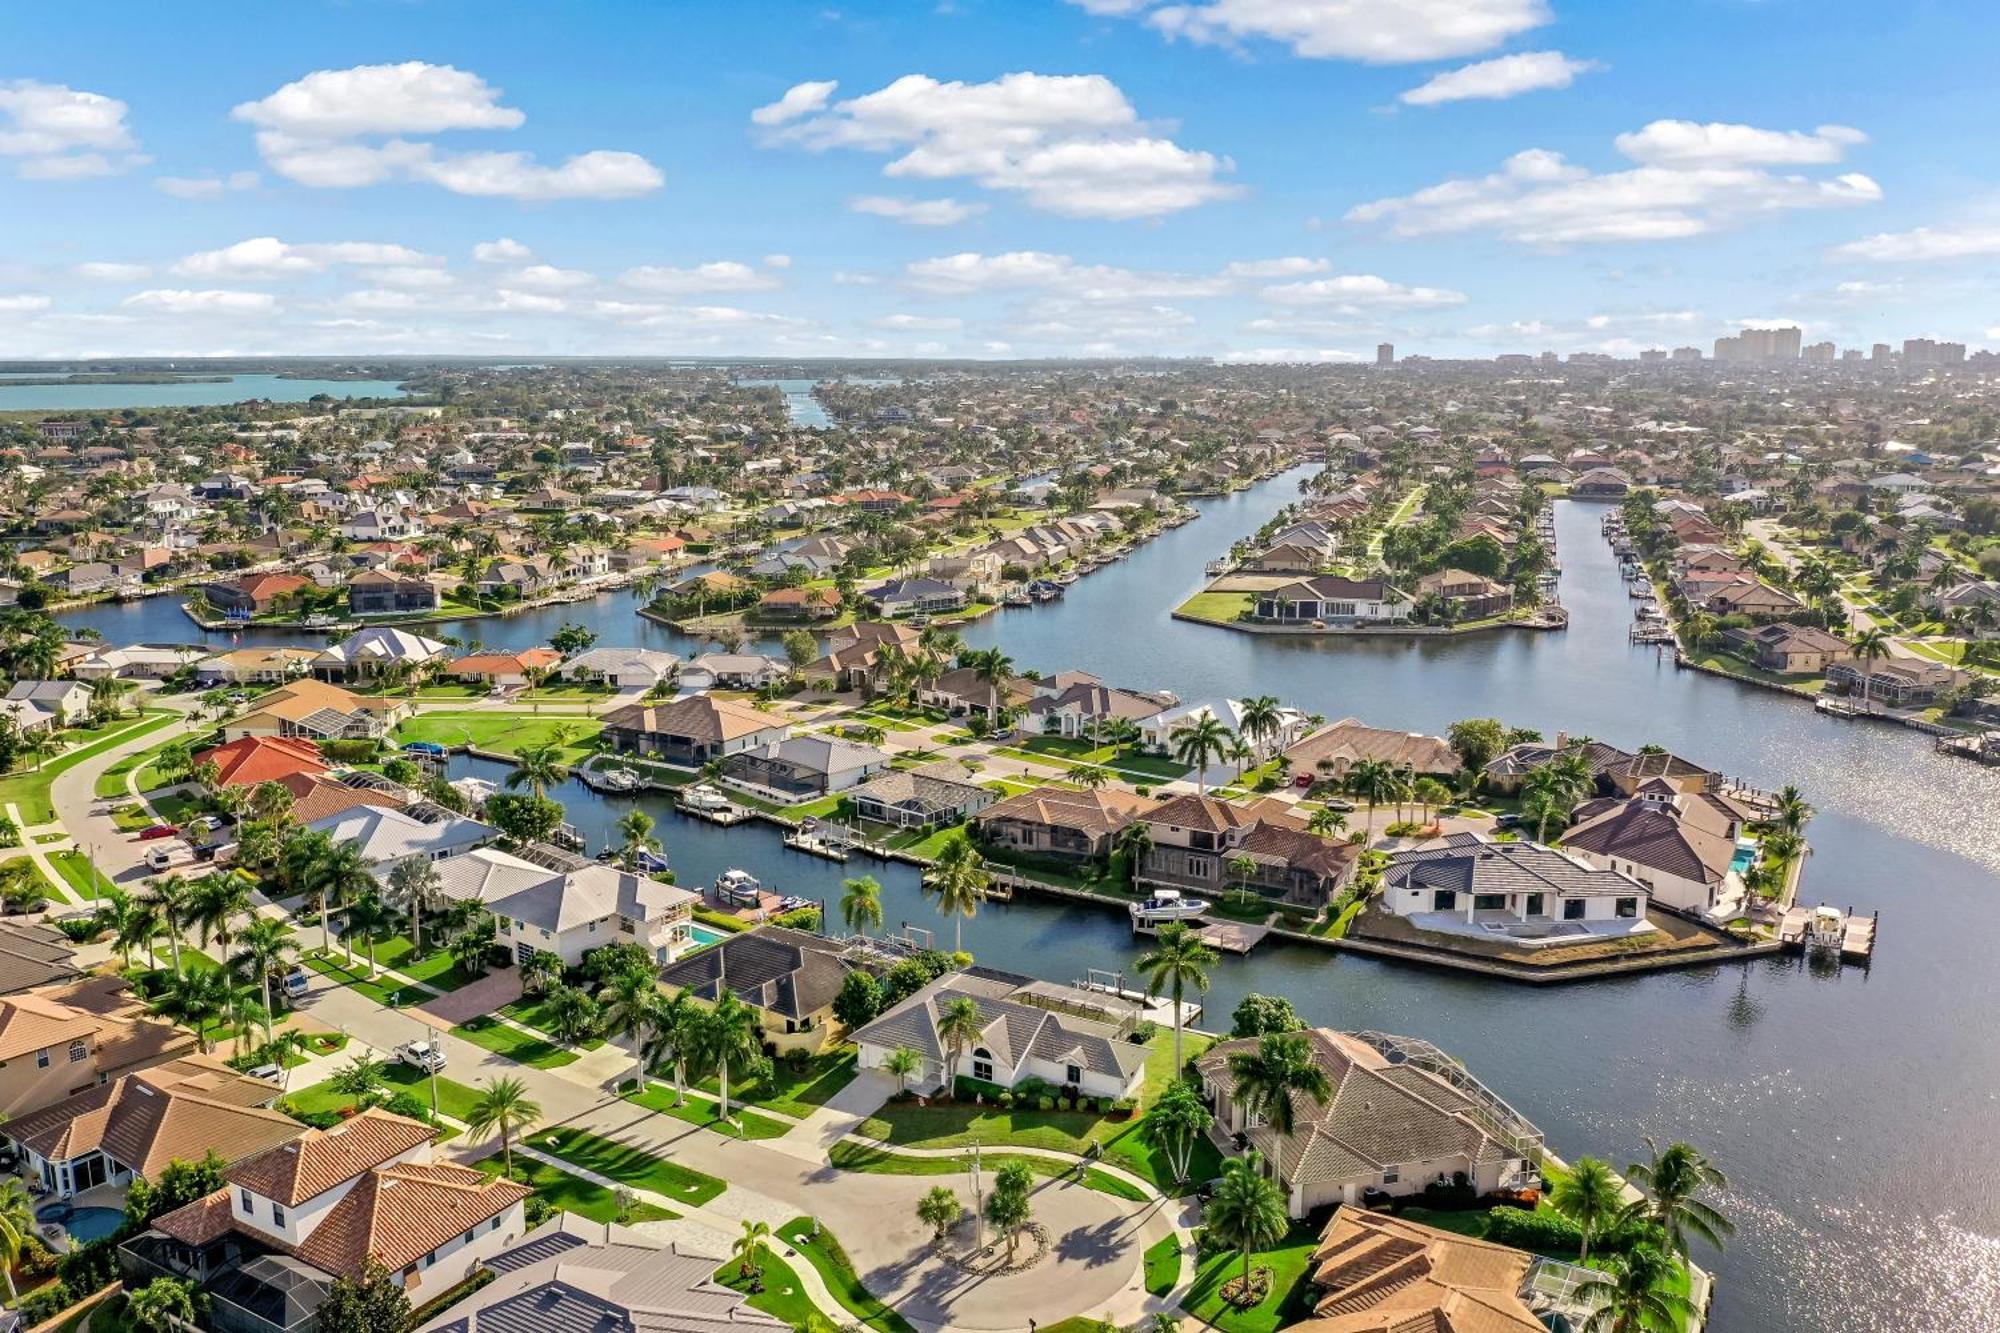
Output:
4,0,1998,361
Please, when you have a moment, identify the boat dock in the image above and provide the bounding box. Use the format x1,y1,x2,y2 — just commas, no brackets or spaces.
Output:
1072,970,1202,1028
1129,911,1272,954
1779,902,1878,963
783,824,853,862
678,795,753,825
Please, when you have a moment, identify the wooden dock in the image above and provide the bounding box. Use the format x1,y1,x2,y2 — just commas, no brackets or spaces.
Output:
783,829,850,862
678,799,752,826
1778,903,1878,963
1130,911,1272,954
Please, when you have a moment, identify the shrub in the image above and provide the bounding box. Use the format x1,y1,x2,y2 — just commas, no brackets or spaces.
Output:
1480,1206,1582,1253
294,1109,342,1129
997,1091,1014,1109
56,918,101,943
386,1091,433,1122
1037,1096,1054,1111
19,1282,71,1326
319,739,382,763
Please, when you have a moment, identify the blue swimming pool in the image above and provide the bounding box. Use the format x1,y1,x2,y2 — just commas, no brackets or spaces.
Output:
1731,843,1758,874
34,1204,123,1243
687,923,731,951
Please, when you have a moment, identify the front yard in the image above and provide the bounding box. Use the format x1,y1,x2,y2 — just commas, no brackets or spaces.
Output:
451,1015,578,1069
527,1127,727,1206
695,1047,858,1118
391,712,604,763
1183,1223,1323,1333
475,1155,677,1225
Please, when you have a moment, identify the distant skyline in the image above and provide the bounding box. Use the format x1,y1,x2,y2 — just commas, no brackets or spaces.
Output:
5,0,1999,362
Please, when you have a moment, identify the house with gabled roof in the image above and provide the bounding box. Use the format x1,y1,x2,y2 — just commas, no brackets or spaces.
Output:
0,976,196,1121
654,926,856,1055
1287,1207,1548,1333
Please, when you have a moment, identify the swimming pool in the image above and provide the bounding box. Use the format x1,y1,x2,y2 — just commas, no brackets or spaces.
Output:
687,923,732,951
1731,841,1758,874
35,1204,123,1243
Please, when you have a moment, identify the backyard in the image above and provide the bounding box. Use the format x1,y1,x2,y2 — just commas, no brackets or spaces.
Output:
391,712,604,763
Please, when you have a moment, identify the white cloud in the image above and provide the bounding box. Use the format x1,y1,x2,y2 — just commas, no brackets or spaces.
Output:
0,295,51,314
751,80,839,127
763,254,792,269
1613,121,1865,167
473,238,533,264
850,195,986,225
0,80,143,179
759,72,1237,220
154,170,258,199
1399,51,1599,106
173,237,438,279
72,262,151,282
123,288,278,315
1349,123,1880,246
1260,274,1467,308
1222,257,1329,278
489,289,566,313
876,313,963,331
1078,0,1549,63
368,266,456,290
507,264,595,290
620,261,781,294
1219,346,1367,363
1829,224,2000,263
232,62,662,201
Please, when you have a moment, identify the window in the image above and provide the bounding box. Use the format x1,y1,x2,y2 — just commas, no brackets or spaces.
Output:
1616,896,1640,919
1524,893,1545,917
272,1203,286,1228
1473,893,1507,911
35,1049,48,1069
240,1189,254,1214
1382,1167,1400,1185
67,1040,87,1063
1563,899,1587,921
462,1229,474,1245
971,1047,994,1084
1432,889,1456,910
1066,1064,1082,1086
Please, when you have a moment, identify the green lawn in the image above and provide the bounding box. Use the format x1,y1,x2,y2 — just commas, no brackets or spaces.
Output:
1144,1233,1184,1296
696,1048,858,1118
1174,590,1254,624
286,1064,485,1123
476,1155,677,1225
369,931,481,990
777,1218,918,1333
715,1250,819,1329
452,1015,578,1069
302,950,433,1008
527,1127,726,1206
95,728,195,799
1183,1224,1323,1333
826,1141,1148,1200
500,992,608,1049
0,711,177,825
392,712,604,763
626,1081,792,1139
48,849,110,900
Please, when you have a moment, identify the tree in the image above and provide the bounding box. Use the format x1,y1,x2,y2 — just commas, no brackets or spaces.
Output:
1626,1139,1734,1255
0,1179,30,1303
1226,1031,1333,1136
733,1218,774,1280
448,910,499,977
545,983,602,1046
1446,717,1507,775
1411,777,1451,824
1236,695,1284,756
984,1160,1035,1259
331,1053,388,1108
386,856,444,952
1577,1245,1694,1333
833,969,885,1030
1229,993,1303,1039
613,808,661,872
644,988,700,1106
1850,627,1892,709
188,872,252,957
344,891,392,977
917,1184,961,1243
484,791,567,844
935,995,985,1097
1170,714,1234,795
550,622,598,657
505,741,571,800
317,1259,413,1333
1344,758,1397,840
962,646,1015,723
696,990,765,1123
1205,1155,1288,1298
1552,1156,1626,1263
95,885,150,968
1224,852,1258,906
466,1076,543,1175
304,841,375,962
520,949,566,996
1115,820,1153,890
151,966,231,1051
231,916,298,1044
925,835,987,953
126,1276,199,1333
840,874,884,939
124,1151,228,1233
884,1044,923,1097
1136,921,1216,1075
782,629,818,671
144,873,193,976
598,963,664,1094
1141,1080,1215,1185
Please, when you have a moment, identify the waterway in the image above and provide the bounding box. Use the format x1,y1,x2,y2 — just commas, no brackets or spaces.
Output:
736,377,833,429
0,373,411,411
65,466,2000,1331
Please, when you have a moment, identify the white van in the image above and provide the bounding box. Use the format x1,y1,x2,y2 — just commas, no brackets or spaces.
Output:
144,840,197,871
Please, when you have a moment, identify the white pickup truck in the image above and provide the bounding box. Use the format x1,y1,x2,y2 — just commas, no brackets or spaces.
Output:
396,1039,447,1073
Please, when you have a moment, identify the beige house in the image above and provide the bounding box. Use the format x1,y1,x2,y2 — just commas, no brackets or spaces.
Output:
0,977,196,1121
1286,1207,1548,1333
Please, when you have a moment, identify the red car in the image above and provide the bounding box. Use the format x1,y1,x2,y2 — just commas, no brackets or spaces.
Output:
135,824,181,841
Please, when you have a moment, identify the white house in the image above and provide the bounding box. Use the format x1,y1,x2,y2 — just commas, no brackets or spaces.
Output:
433,846,698,967
4,680,92,727
1251,576,1413,625
306,805,495,872
1380,833,1655,947
560,646,682,690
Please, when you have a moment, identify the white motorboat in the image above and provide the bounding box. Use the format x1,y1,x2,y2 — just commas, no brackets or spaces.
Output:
679,783,734,812
600,767,640,792
715,868,765,907
1130,888,1210,924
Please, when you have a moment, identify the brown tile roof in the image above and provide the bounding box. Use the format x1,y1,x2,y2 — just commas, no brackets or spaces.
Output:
193,736,331,788
294,1161,531,1278
227,1109,436,1206
1291,1207,1542,1333
1143,792,1254,835
7,1056,302,1178
1563,796,1734,885
976,785,1152,839
281,772,407,824
602,694,784,743
1285,719,1459,778
0,921,82,995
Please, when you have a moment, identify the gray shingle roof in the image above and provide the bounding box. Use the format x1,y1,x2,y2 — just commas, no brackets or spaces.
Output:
851,972,1149,1082
1385,834,1642,899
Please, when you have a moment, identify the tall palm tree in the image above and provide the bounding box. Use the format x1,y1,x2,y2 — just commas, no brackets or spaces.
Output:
1236,695,1284,757
1135,922,1216,1076
1170,715,1234,795
505,741,570,800
188,872,252,958
0,1179,33,1304
386,856,444,952
962,647,1015,724
598,963,664,1095
643,988,700,1107
613,809,661,872
1551,1156,1625,1263
95,886,151,968
1773,784,1813,835
1115,819,1153,891
150,967,231,1052
1205,1155,1289,1298
466,1075,543,1176
1849,627,1892,710
696,991,763,1123
925,836,987,953
231,916,299,1044
306,841,376,963
143,874,193,976
935,995,985,1098
1226,1031,1333,1136
1578,1246,1694,1333
345,892,392,977
840,875,884,940
1344,758,1397,840
1625,1138,1734,1255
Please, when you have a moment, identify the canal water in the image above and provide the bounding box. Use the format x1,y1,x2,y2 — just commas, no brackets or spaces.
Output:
64,467,2000,1332
0,373,411,411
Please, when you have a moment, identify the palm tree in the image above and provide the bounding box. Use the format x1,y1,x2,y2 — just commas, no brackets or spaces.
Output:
1577,1245,1694,1333
613,809,661,872
505,741,570,800
934,995,985,1098
1138,922,1215,1077
151,966,231,1052
1850,627,1892,710
1115,820,1153,891
231,916,298,1044
1773,784,1813,835
1205,1155,1289,1299
1626,1138,1734,1255
188,872,252,958
840,875,884,940
1306,805,1346,839
305,841,375,963
733,1218,773,1281
1344,758,1397,840
0,1179,34,1304
344,892,392,977
696,991,763,1123
386,856,444,953
1226,1031,1333,1136
644,988,699,1106
1170,715,1234,795
598,963,663,1095
925,835,987,953
962,647,1015,724
1551,1156,1625,1263
884,1044,923,1096
143,874,193,975
95,886,151,968
466,1075,543,1176
1236,695,1284,757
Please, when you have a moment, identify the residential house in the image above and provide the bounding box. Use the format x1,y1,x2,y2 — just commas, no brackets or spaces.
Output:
313,627,452,681
1196,1028,1543,1217
675,653,788,690
721,734,890,798
446,648,562,688
757,586,843,621
918,665,1040,720
600,694,789,767
304,804,495,873
1415,568,1514,618
798,622,924,695
1721,623,1852,674
974,785,1153,862
1285,1207,1548,1333
0,922,84,995
867,577,967,617
654,926,855,1055
205,573,314,618
1025,677,1180,741
1137,794,1361,908
1826,657,1967,707
558,646,680,691
1570,468,1632,498
70,644,208,682
4,680,92,728
197,647,320,686
347,570,440,616
0,977,197,1121
852,970,1150,1100
223,679,411,743
1703,581,1805,620
1251,577,1413,625
1560,785,1749,916
435,847,697,967
192,735,332,789
1380,833,1654,943
847,762,997,828
1284,718,1459,782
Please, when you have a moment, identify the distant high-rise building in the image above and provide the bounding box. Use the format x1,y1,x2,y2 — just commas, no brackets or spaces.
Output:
1901,338,1966,366
1376,342,1394,366
1671,346,1702,362
1538,351,1560,365
1713,334,1743,361
1871,343,1891,361
1842,348,1864,362
1495,353,1535,367
1716,327,1803,362
1803,341,1836,363
1640,348,1667,363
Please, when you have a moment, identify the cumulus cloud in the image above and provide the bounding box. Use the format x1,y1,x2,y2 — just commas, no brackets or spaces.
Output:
850,195,986,226
1348,121,1880,246
506,264,595,290
1399,51,1599,106
876,313,963,331
231,62,662,200
619,261,781,294
1073,0,1550,63
172,237,439,279
1222,257,1330,278
0,80,145,179
1829,224,2000,263
473,238,533,263
756,72,1237,220
0,295,52,314
73,262,151,282
903,251,1223,297
1260,274,1467,309
154,170,259,199
750,80,838,126
123,288,278,315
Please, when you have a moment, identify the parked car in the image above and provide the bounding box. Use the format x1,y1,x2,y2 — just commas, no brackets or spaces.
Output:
282,966,311,999
135,824,181,841
246,1063,282,1083
145,840,197,871
396,1039,447,1072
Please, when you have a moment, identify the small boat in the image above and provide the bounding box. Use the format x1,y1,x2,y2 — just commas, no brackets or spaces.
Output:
679,783,734,812
1003,590,1032,607
1054,571,1079,586
600,767,640,792
1131,888,1210,924
302,613,338,628
715,868,764,907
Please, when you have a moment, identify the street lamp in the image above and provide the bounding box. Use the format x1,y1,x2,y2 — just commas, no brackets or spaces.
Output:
971,1143,984,1250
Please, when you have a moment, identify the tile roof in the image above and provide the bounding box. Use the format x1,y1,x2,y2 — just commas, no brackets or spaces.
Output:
1285,719,1459,777
193,736,331,788
655,926,851,1021
226,1108,436,1206
850,972,1150,1083
1562,796,1735,885
1143,792,1254,835
0,921,82,995
1290,1207,1543,1333
1386,834,1644,901
8,1056,303,1178
600,694,785,743
293,1161,530,1278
